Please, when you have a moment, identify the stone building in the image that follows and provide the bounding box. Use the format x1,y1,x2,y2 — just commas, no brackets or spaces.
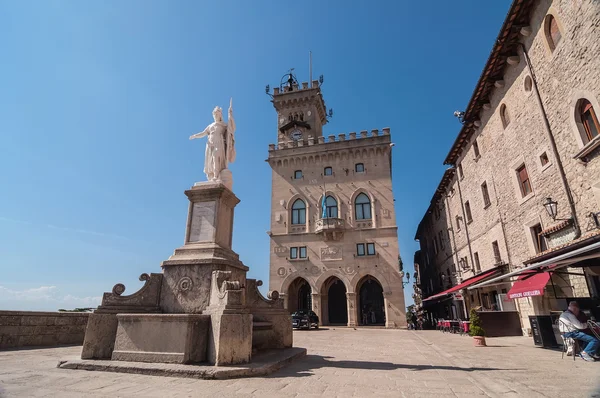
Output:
414,0,600,335
266,75,407,328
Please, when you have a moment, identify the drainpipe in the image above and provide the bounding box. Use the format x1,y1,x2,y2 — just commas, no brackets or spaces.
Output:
453,167,476,274
445,194,469,320
518,43,580,238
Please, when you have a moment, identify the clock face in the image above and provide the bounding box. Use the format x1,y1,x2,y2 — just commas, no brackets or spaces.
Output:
290,129,303,141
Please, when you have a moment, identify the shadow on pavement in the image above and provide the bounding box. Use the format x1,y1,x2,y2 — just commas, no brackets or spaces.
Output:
270,355,522,377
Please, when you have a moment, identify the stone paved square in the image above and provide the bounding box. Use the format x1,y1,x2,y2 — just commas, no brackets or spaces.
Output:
1,328,599,397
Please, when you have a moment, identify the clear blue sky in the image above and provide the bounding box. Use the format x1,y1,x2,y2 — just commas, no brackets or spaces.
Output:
0,0,511,311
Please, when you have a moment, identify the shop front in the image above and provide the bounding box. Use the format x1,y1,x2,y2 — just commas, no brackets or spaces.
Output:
469,236,600,340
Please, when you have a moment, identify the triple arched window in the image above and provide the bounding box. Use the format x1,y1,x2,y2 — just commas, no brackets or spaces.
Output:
354,193,372,220
291,199,306,224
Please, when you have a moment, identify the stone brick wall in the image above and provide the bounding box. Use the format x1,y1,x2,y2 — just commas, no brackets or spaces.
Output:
0,310,89,349
415,0,600,332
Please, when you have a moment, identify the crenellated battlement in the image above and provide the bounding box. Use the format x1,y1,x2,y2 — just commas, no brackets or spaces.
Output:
273,81,321,95
268,127,391,152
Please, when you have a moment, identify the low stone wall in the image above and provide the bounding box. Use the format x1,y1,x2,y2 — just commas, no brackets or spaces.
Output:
0,310,90,349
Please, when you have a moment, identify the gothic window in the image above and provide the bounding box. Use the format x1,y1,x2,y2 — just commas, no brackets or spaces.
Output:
500,104,510,129
324,166,333,176
355,163,365,173
324,195,338,218
291,199,306,225
354,193,372,220
579,99,600,144
544,14,562,52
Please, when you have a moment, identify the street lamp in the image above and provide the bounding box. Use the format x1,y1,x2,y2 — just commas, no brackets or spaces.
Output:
403,272,411,287
543,197,558,220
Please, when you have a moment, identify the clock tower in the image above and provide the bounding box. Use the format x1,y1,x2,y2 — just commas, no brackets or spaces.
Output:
271,72,329,143
265,70,407,329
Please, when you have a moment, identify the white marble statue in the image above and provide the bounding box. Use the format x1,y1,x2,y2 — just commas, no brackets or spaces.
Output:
190,98,236,189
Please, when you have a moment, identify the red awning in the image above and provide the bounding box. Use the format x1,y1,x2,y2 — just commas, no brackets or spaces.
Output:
423,267,501,302
507,271,551,300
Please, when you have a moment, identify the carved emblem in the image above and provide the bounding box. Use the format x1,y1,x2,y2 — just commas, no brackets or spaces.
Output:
321,246,342,261
344,266,356,275
311,266,320,275
277,267,286,277
178,277,193,291
274,246,287,257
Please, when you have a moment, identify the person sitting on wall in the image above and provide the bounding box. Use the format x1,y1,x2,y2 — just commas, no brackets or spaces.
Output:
559,301,600,362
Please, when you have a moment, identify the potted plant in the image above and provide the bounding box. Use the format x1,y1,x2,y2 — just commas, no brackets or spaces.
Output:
469,309,486,347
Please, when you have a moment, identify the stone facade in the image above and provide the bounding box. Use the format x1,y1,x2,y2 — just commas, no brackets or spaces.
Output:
0,310,89,349
415,0,600,333
267,80,406,328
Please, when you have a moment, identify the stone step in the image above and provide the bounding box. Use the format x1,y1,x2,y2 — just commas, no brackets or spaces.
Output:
252,321,273,331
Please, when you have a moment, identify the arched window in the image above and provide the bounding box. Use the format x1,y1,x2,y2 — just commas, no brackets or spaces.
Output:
579,99,600,143
323,195,338,218
500,104,510,129
291,199,306,225
354,193,372,220
545,15,562,52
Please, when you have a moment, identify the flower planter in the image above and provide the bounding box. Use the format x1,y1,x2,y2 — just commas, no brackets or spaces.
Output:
473,336,487,347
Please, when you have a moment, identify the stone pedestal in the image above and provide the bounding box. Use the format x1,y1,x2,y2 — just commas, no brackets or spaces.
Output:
207,312,253,365
81,313,119,359
112,314,209,364
78,181,294,369
160,182,248,314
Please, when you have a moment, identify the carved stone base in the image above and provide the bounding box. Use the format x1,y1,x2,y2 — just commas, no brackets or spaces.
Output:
112,314,210,364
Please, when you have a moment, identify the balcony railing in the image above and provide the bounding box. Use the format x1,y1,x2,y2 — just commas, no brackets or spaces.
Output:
315,217,345,234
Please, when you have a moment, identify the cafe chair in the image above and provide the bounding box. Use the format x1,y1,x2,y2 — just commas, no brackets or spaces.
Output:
557,319,579,361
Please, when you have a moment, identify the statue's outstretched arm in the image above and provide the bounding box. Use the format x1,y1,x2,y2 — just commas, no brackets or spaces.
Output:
190,126,209,140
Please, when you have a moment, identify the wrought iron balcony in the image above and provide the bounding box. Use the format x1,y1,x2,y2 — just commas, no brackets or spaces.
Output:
315,217,345,240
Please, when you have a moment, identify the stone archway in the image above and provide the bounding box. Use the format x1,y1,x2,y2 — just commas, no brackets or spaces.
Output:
287,277,312,313
321,276,348,325
357,275,385,326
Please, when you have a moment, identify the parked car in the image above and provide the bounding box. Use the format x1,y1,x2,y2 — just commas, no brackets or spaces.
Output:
292,310,319,329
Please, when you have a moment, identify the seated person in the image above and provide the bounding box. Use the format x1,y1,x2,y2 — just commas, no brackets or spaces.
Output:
559,301,600,362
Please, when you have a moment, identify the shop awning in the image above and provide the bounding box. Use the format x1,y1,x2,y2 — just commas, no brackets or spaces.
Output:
467,240,600,291
423,267,501,302
506,271,551,300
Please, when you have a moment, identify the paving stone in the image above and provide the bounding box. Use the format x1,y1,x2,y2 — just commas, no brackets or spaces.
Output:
1,329,600,397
